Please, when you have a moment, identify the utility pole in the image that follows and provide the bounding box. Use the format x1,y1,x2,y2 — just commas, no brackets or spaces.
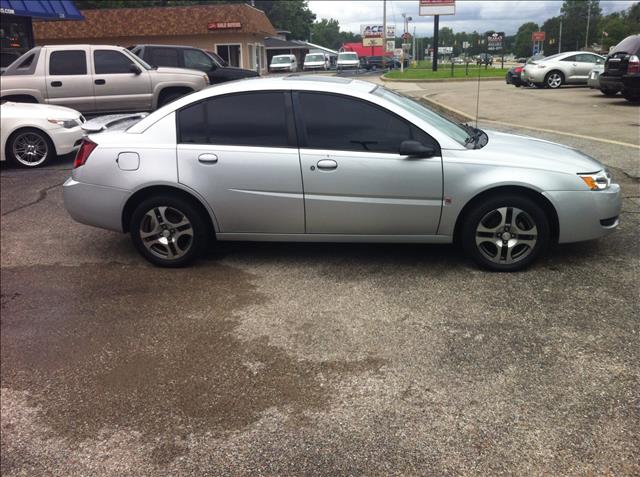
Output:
413,25,416,63
383,0,387,68
433,15,439,71
558,17,563,53
585,1,591,49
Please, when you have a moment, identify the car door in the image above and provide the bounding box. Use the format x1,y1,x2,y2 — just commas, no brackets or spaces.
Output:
91,47,152,112
560,54,580,82
576,53,602,81
176,91,304,234
294,91,443,236
44,47,95,112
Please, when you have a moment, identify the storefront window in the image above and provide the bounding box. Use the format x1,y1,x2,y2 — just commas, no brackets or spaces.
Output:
0,16,32,67
216,44,241,68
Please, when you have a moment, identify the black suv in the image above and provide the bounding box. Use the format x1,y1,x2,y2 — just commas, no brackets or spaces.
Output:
129,45,259,85
362,56,406,71
599,34,640,103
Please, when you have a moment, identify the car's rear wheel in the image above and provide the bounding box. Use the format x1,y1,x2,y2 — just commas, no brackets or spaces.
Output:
6,128,55,168
600,88,618,97
130,195,209,267
461,195,550,272
545,71,564,89
622,89,640,103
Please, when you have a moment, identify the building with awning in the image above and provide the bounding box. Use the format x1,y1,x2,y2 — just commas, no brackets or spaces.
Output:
0,0,83,68
31,3,277,74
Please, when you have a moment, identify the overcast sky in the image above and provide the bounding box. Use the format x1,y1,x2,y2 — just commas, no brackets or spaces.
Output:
308,0,637,36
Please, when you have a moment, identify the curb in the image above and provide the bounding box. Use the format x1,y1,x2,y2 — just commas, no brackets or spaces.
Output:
380,74,505,83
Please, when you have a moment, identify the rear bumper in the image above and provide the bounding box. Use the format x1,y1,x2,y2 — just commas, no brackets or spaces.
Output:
599,73,623,92
621,73,640,92
544,184,622,244
63,177,130,232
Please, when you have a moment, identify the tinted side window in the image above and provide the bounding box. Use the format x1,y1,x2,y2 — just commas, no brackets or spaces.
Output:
94,50,134,74
149,47,179,67
179,92,290,147
184,49,214,71
297,92,435,153
49,50,87,75
561,55,577,62
576,53,596,63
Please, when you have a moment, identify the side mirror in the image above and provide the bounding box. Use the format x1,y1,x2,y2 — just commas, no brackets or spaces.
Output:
399,140,437,158
130,64,142,75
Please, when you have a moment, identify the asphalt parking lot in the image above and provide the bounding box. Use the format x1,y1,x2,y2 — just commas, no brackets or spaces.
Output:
1,80,639,476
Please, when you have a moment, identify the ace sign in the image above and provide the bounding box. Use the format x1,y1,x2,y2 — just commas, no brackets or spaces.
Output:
487,32,504,51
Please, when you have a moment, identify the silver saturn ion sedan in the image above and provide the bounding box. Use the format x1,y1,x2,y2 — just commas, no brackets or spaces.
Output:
63,76,621,271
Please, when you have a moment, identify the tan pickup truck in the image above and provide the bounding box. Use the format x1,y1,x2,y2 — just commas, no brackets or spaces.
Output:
0,44,209,114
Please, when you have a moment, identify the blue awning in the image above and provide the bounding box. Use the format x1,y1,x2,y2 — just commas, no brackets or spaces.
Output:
0,0,83,20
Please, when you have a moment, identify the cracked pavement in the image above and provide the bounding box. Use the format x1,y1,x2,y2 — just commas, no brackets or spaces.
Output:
1,85,639,475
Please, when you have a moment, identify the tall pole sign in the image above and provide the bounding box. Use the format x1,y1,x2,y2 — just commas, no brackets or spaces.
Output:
419,0,456,72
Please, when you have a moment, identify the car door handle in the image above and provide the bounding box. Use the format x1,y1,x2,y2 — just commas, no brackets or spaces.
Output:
198,153,218,164
51,81,62,87
316,159,337,170
95,79,106,85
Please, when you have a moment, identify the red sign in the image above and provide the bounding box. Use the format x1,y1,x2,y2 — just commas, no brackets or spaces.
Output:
419,0,456,16
207,22,242,30
531,31,546,42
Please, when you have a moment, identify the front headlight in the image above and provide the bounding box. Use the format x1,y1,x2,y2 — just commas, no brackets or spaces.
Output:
47,118,78,129
578,169,612,190
202,74,209,85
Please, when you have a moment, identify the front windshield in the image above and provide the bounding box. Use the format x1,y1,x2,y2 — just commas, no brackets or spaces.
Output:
272,56,292,64
372,86,470,146
124,49,152,70
338,53,357,61
306,54,324,62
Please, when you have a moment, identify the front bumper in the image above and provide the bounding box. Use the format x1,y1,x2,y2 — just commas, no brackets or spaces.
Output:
51,126,84,156
63,177,130,232
544,184,622,244
587,70,601,89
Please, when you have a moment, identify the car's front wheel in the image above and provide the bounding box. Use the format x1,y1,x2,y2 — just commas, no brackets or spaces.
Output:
600,87,618,97
130,195,210,267
461,195,550,271
6,128,55,168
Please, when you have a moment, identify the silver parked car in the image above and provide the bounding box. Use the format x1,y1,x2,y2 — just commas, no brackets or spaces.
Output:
63,77,621,271
0,45,209,113
522,51,605,89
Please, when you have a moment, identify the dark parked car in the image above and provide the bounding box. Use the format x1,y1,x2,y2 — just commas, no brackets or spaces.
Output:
599,34,640,103
477,53,493,66
506,65,526,86
362,56,406,71
129,44,259,85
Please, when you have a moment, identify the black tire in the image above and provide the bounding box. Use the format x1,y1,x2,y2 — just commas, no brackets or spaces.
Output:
6,127,55,168
534,83,545,89
460,194,550,272
514,84,521,88
600,88,618,97
622,89,640,103
544,70,564,89
130,195,210,267
158,89,189,108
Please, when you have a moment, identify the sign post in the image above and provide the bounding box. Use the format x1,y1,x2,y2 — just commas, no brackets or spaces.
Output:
419,0,456,72
487,32,504,68
531,31,545,56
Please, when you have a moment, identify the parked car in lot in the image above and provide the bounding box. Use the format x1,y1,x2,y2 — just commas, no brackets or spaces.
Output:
129,44,259,84
362,56,406,71
1,101,84,168
587,64,608,93
63,76,621,271
303,52,329,70
336,52,360,71
506,65,526,87
0,45,209,114
270,54,297,72
521,51,605,89
477,53,493,66
599,34,640,103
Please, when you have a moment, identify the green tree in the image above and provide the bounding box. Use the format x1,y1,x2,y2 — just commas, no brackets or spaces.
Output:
560,0,602,50
310,18,340,49
513,22,539,58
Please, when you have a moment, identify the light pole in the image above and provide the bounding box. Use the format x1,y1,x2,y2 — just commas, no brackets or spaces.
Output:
585,0,591,49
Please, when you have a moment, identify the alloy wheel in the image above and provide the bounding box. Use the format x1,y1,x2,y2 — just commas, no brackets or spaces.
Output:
139,206,194,260
475,207,538,265
12,132,49,167
547,73,562,88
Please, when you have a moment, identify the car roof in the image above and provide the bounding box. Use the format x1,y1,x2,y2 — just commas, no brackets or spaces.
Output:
133,44,204,50
128,76,376,133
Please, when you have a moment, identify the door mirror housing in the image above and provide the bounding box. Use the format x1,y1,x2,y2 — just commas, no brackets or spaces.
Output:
399,140,437,158
130,63,142,75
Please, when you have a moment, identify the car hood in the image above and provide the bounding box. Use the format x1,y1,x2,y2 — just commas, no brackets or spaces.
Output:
2,101,80,120
152,66,205,77
481,130,604,173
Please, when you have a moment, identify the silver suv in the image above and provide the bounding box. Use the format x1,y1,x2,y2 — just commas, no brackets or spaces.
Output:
0,45,209,113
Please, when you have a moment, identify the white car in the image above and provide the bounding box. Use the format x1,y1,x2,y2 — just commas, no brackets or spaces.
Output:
337,52,360,71
270,54,297,73
521,51,605,89
304,53,329,70
1,102,85,168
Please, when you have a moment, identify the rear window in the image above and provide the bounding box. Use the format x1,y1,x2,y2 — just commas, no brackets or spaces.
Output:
611,35,640,55
149,47,179,67
49,50,87,75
